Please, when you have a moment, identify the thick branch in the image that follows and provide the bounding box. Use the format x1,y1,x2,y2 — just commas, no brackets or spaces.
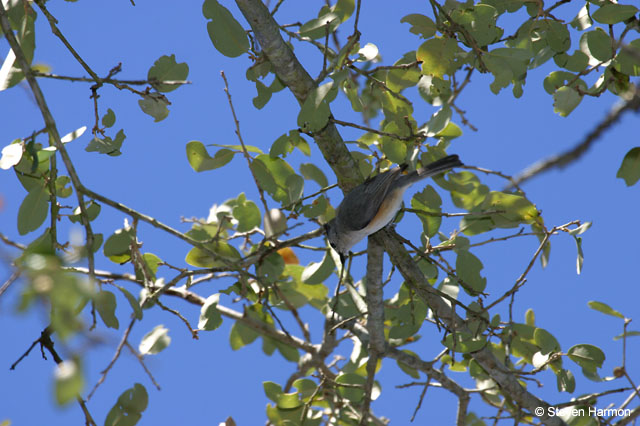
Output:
235,0,362,191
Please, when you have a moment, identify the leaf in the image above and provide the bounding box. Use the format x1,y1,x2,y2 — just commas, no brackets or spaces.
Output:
203,0,249,57
299,163,328,187
574,235,584,275
534,328,560,355
139,325,171,355
104,227,134,261
417,37,461,78
335,373,366,403
588,301,624,319
147,54,189,92
557,369,576,393
616,147,640,186
411,185,442,238
85,129,126,156
232,197,261,232
104,383,148,426
455,251,487,295
400,14,436,39
55,176,73,198
199,294,223,331
301,251,335,284
571,4,592,31
0,48,24,91
95,290,119,329
60,126,87,143
186,141,235,172
69,201,101,223
285,174,304,204
422,105,452,137
257,252,285,282
138,94,169,122
297,82,336,132
54,361,84,405
581,29,613,62
229,321,259,350
115,284,143,320
0,141,23,170
553,86,582,117
568,344,605,372
252,80,271,109
184,240,241,268
299,13,340,40
591,4,638,25
251,155,298,203
357,43,378,62
102,109,116,128
380,139,407,164
17,184,49,235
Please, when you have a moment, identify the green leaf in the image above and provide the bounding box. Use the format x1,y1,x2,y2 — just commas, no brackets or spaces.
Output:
417,37,461,78
386,51,422,93
613,330,640,341
557,369,576,393
252,80,272,109
299,12,340,39
455,250,487,295
616,147,640,186
534,328,560,355
184,240,241,268
186,141,235,172
232,197,261,232
104,227,134,263
400,14,436,39
588,301,624,319
105,383,148,426
335,373,366,403
147,54,189,92
380,139,407,164
614,40,640,77
54,361,84,405
568,344,605,372
251,155,298,203
95,290,119,329
411,185,442,238
554,50,589,73
297,82,336,132
230,321,259,350
452,4,503,47
138,93,169,122
544,20,571,53
285,174,304,204
581,29,613,62
102,108,116,128
264,381,283,403
17,184,49,235
139,325,171,355
442,332,487,353
203,0,249,57
422,105,452,137
55,176,73,198
301,251,335,284
300,163,328,188
592,4,638,25
199,294,223,331
115,284,143,320
553,86,582,117
257,252,285,282
86,129,126,156
69,201,101,223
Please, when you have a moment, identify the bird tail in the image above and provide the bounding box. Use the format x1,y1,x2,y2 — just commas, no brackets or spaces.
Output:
407,154,463,184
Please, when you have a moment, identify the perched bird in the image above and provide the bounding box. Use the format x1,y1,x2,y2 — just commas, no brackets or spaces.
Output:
324,154,462,258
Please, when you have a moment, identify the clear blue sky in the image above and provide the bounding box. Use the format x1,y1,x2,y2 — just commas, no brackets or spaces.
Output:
1,1,639,424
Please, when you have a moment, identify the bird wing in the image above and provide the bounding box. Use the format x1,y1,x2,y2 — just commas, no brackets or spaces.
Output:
338,167,404,231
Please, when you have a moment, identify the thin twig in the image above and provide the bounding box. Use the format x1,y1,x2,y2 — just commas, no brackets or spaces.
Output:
510,85,640,187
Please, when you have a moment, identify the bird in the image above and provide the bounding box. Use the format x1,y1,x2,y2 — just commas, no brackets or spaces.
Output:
324,154,462,258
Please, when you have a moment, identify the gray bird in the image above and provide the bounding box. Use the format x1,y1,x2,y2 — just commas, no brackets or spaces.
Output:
324,154,463,258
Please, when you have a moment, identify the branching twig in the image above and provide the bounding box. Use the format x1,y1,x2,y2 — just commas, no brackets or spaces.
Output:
511,85,640,187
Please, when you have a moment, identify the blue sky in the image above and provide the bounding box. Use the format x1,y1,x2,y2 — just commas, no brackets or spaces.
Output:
1,0,639,424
